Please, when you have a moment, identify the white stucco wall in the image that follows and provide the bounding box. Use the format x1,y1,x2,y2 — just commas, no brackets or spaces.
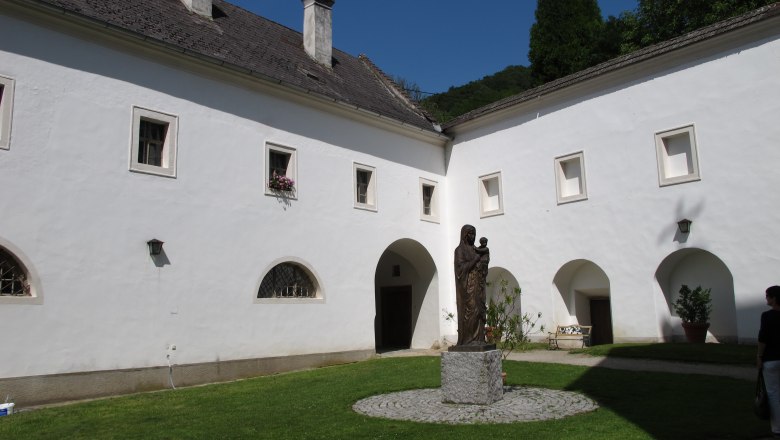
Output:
445,26,780,344
2,5,778,385
0,13,449,378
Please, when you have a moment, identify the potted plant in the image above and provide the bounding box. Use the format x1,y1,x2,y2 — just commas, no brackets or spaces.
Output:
673,284,712,343
486,279,545,383
268,171,295,192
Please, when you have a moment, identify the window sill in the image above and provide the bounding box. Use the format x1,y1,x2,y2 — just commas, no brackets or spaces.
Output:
0,296,42,305
354,203,377,212
254,298,325,305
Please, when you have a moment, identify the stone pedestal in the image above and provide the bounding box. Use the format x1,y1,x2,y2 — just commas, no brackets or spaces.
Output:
441,349,503,405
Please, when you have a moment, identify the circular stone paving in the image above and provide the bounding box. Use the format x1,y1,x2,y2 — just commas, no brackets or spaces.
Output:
353,386,598,425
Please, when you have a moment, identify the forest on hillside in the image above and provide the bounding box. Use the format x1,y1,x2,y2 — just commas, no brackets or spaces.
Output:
413,0,776,123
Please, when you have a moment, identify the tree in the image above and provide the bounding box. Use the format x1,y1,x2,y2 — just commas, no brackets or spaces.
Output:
391,76,425,102
528,0,606,85
620,0,777,52
420,65,533,123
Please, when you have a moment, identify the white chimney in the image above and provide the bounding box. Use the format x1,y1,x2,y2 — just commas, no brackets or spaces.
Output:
302,0,334,67
181,0,212,18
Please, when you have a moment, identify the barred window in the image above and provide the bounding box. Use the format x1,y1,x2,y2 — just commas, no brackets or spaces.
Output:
0,248,30,297
258,263,317,299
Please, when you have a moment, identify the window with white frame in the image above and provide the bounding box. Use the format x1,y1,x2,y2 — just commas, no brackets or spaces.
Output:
478,171,503,218
555,151,588,204
130,107,178,177
265,143,297,197
419,178,439,222
257,262,318,299
0,75,15,150
354,163,377,211
655,124,701,186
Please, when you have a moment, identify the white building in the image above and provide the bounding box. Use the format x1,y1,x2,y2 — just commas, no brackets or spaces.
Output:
1,0,778,406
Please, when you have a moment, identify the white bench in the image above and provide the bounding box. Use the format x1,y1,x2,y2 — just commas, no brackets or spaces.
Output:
548,325,592,349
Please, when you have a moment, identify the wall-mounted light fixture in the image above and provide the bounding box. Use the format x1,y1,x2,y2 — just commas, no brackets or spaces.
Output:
677,219,692,234
147,239,164,256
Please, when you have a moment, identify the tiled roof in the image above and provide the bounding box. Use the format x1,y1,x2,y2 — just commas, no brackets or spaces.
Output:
443,2,780,130
11,0,440,134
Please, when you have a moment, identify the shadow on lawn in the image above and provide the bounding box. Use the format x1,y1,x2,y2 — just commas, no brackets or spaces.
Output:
538,357,767,439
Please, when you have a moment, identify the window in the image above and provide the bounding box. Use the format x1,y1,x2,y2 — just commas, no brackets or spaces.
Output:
354,163,377,211
0,248,29,297
655,124,700,186
257,262,321,302
265,143,297,197
419,178,439,223
130,107,178,177
554,151,588,204
478,171,503,218
0,75,15,150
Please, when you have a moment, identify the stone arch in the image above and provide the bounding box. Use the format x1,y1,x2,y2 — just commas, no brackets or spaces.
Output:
552,259,612,345
655,248,736,342
486,266,521,308
374,239,438,351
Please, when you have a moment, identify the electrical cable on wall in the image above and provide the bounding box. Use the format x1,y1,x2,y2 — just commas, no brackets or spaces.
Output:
167,354,176,390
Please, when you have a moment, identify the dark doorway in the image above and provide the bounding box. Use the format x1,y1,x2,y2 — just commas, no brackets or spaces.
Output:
590,298,613,345
379,286,412,349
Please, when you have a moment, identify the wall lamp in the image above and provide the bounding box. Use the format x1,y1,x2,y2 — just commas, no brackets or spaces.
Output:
677,219,692,234
147,239,164,256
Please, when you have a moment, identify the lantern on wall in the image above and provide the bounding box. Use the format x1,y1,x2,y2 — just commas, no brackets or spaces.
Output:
677,219,692,234
147,239,164,256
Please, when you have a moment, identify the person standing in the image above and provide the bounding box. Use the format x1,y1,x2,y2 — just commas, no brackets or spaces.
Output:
759,285,780,437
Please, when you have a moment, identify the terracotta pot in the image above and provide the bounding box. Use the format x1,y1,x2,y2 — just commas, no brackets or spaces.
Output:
681,322,710,343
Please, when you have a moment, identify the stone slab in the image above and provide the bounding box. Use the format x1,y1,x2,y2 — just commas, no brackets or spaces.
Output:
440,350,503,405
448,343,496,352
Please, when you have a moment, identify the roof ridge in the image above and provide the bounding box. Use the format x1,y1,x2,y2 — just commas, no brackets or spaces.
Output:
358,54,441,131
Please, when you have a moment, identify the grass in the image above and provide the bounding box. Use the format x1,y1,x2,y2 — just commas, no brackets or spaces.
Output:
570,342,756,365
0,354,766,440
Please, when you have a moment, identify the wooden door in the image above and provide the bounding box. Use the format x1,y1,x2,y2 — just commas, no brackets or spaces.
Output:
590,298,613,345
379,286,412,349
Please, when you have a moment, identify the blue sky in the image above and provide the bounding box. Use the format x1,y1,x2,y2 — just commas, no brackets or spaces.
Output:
229,1,638,94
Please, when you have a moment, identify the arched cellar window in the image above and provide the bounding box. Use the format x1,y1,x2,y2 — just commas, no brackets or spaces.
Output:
258,263,317,299
0,247,30,297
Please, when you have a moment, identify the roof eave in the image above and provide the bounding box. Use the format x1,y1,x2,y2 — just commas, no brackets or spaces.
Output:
6,0,448,142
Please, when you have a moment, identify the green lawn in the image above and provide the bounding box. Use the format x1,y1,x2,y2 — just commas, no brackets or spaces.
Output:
0,355,766,439
571,342,756,365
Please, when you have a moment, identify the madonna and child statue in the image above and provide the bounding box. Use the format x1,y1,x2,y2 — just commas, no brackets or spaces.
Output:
451,224,495,352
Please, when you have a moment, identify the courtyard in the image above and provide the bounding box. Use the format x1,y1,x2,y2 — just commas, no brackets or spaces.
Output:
0,344,765,439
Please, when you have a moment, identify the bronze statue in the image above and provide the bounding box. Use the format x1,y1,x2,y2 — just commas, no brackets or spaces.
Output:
453,224,490,347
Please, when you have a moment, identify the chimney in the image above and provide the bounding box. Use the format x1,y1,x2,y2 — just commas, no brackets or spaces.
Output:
302,0,335,67
181,0,212,18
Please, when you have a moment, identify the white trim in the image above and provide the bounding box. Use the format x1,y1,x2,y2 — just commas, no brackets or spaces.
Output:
554,151,588,204
419,177,440,223
478,171,504,218
0,236,43,305
0,75,15,150
253,256,325,304
353,162,377,212
129,107,178,178
264,142,298,199
655,124,701,187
